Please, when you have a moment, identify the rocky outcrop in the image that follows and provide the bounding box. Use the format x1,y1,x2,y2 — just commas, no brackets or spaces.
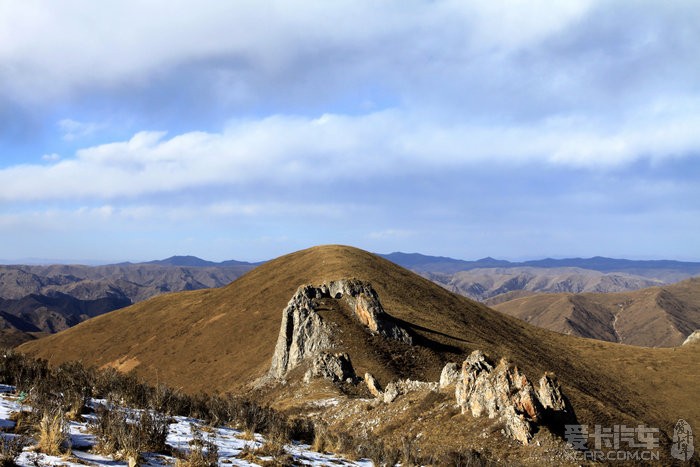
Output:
383,379,438,403
365,372,383,398
325,279,412,344
269,285,333,378
537,373,567,411
304,352,357,383
455,350,571,444
439,362,461,388
682,330,700,346
269,280,411,380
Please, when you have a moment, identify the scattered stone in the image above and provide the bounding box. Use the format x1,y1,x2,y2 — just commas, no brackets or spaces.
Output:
383,379,438,403
365,372,383,398
383,382,400,403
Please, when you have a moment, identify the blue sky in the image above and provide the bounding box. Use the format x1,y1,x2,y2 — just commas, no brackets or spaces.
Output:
1,1,699,263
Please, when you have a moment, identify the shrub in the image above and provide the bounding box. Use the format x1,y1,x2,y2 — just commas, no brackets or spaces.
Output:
54,361,94,420
90,406,169,460
0,349,49,392
311,423,330,453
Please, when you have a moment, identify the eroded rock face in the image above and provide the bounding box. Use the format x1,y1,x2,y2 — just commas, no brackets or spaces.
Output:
269,280,411,380
538,373,567,411
269,285,333,378
455,350,571,444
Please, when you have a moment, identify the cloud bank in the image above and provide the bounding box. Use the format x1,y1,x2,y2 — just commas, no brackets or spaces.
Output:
3,104,700,202
1,1,699,261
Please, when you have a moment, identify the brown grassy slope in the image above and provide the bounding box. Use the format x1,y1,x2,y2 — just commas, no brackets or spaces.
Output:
493,277,700,347
18,245,699,448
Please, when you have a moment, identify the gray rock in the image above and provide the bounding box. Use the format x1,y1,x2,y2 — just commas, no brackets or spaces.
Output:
365,372,383,398
269,280,412,380
305,352,357,383
455,350,571,445
327,279,412,344
269,285,334,378
383,378,438,403
383,382,400,403
537,373,566,411
439,362,461,388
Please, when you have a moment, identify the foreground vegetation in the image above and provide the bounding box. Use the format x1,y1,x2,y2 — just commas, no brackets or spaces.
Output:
0,349,488,466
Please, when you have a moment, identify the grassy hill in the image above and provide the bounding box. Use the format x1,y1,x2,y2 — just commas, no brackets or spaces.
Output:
18,245,700,461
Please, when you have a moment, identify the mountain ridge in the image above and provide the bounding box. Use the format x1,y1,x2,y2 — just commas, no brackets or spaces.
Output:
3,251,699,349
380,252,700,279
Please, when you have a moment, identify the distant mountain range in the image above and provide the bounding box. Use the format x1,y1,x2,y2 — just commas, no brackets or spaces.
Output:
379,252,700,281
144,255,264,268
0,258,258,346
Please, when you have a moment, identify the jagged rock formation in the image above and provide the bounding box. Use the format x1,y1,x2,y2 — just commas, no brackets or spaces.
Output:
269,279,411,380
364,372,383,398
383,379,438,403
439,362,461,388
537,373,567,412
455,350,571,444
682,330,700,346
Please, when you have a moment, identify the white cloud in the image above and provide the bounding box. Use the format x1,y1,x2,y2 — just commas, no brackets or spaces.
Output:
1,102,700,202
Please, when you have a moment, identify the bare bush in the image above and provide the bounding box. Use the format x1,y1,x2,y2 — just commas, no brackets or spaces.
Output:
90,406,168,461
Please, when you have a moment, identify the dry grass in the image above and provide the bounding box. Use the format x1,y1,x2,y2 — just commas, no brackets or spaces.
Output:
37,408,68,456
493,277,700,347
16,245,700,459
